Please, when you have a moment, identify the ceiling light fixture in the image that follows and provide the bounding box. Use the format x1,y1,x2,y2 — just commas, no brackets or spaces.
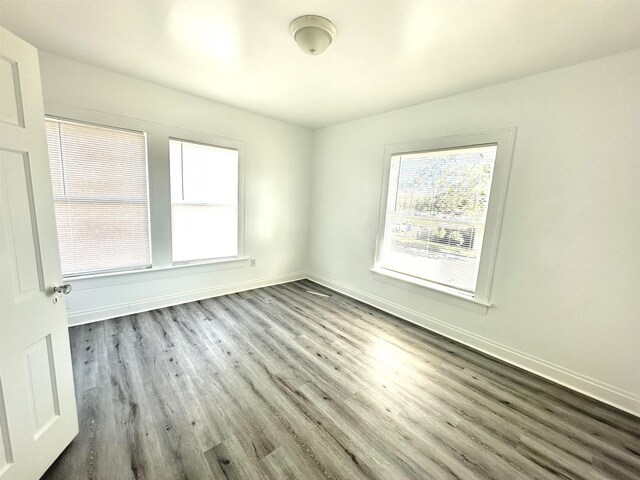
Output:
290,15,337,56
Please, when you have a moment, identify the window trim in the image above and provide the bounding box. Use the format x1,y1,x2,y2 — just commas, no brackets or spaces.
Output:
373,128,516,306
44,102,250,281
168,136,246,266
45,115,153,278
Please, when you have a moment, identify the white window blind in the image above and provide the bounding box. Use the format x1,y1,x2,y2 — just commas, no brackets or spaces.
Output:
379,145,497,296
169,139,239,263
45,118,151,276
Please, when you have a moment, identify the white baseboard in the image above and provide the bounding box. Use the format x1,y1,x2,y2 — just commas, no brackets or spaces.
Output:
306,273,640,418
67,270,639,417
67,272,306,326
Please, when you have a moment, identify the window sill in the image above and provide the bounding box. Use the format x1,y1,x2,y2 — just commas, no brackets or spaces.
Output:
171,256,244,269
370,267,491,314
65,257,250,290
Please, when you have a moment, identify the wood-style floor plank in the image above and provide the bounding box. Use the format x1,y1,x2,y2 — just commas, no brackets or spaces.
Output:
43,280,640,479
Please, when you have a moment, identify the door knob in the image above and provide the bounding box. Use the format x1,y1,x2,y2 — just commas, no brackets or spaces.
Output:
52,284,72,295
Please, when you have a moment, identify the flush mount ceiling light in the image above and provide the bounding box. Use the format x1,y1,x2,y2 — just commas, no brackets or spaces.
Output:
290,15,337,55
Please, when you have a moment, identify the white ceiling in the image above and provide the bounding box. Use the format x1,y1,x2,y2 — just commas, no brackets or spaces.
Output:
1,1,640,129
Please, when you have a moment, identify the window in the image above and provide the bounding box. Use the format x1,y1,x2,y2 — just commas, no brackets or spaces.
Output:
375,129,515,303
169,139,239,263
45,118,151,277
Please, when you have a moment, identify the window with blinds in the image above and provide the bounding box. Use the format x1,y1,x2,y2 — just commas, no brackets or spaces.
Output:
169,139,239,263
379,145,497,296
45,118,151,277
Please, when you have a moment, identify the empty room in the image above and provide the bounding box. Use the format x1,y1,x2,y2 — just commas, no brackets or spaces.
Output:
0,1,639,479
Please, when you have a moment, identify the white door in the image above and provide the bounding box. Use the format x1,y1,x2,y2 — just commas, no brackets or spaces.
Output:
0,27,78,480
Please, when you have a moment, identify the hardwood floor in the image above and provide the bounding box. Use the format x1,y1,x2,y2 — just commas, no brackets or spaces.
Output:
43,280,640,479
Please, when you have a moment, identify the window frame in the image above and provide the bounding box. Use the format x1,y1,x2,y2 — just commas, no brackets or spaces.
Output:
373,128,516,306
45,115,153,279
43,103,250,284
168,136,246,266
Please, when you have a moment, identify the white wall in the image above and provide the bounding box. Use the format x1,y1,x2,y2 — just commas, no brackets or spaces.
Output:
41,49,640,416
39,52,312,325
308,49,640,416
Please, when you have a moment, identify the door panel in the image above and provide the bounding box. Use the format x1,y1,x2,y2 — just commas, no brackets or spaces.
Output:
0,150,43,297
0,56,23,127
0,382,10,474
0,27,78,480
24,335,60,437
